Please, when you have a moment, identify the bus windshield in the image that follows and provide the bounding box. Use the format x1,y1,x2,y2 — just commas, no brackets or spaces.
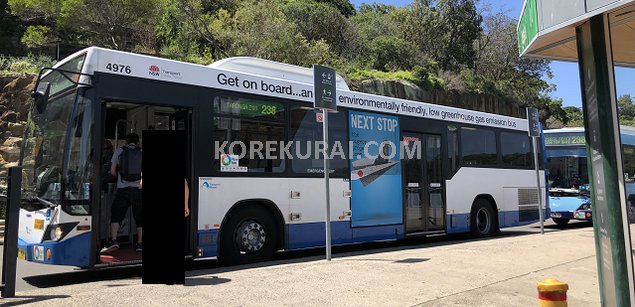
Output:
547,156,588,190
20,54,91,214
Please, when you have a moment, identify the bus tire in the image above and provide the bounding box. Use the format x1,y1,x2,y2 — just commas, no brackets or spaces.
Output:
220,205,278,265
470,198,496,237
553,218,569,228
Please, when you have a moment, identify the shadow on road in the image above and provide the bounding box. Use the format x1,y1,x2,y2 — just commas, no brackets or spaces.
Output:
1,295,70,306
22,265,141,288
187,221,591,277
19,220,593,288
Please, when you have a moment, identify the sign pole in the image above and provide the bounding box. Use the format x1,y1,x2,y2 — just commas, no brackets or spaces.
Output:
527,108,544,234
322,109,331,261
532,136,545,235
313,65,337,261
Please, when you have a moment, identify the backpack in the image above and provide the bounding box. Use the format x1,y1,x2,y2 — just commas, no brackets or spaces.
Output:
118,145,142,181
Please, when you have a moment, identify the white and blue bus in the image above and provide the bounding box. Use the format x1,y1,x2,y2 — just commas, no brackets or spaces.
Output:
17,47,545,267
544,127,635,226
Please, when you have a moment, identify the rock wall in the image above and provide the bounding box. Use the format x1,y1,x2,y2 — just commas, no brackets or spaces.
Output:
350,79,522,118
0,74,35,176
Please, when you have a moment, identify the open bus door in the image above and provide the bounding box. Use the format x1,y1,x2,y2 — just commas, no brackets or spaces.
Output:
96,103,193,266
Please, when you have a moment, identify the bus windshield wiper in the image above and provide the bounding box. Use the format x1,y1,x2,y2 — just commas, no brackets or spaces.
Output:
35,196,57,208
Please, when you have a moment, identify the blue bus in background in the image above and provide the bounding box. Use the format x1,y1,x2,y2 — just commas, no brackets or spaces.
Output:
544,127,635,227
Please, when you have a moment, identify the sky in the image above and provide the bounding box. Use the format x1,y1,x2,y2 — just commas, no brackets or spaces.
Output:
350,0,635,108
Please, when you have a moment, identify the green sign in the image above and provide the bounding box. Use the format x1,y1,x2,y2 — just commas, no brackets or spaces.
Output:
313,65,337,111
545,134,586,146
215,98,285,120
517,0,538,55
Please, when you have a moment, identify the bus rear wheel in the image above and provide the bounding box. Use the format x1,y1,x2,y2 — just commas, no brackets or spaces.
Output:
471,198,497,237
220,205,278,265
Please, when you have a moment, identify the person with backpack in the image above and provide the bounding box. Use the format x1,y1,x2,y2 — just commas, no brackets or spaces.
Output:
101,133,143,254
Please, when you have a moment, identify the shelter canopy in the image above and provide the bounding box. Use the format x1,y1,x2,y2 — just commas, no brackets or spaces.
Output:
518,0,635,66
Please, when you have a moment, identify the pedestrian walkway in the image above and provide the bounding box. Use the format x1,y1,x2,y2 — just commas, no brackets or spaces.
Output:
2,224,600,306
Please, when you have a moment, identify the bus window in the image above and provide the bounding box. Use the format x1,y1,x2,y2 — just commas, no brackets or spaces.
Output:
447,125,459,174
61,92,94,215
623,145,635,179
289,106,348,177
460,127,497,166
213,96,285,173
500,132,532,168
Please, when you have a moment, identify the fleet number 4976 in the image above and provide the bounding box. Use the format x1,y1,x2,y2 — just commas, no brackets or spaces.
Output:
106,63,131,74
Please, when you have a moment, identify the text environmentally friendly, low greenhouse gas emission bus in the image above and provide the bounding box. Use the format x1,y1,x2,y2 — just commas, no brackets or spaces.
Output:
17,47,545,268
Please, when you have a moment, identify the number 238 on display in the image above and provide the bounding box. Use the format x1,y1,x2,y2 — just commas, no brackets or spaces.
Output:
106,63,131,74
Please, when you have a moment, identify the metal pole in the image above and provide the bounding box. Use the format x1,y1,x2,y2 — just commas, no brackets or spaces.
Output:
323,109,331,261
1,166,22,298
532,137,544,234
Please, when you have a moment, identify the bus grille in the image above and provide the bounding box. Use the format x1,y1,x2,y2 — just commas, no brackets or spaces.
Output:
518,188,539,222
518,188,538,205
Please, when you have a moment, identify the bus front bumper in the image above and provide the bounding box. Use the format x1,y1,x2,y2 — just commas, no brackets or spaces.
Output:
17,232,91,267
550,210,592,221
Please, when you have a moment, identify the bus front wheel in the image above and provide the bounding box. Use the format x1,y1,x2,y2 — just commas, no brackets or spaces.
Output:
470,198,497,237
220,205,278,265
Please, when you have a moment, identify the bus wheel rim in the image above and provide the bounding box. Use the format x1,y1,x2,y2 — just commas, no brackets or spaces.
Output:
236,220,266,253
476,208,490,233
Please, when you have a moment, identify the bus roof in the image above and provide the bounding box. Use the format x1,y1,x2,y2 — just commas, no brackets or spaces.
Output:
62,46,529,132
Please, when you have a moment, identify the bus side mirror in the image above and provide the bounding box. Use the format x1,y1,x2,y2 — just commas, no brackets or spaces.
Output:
33,82,51,114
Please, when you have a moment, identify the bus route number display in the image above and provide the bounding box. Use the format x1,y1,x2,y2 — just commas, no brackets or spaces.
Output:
215,97,284,119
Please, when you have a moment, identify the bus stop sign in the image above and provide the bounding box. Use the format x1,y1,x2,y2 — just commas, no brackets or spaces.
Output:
527,108,540,137
313,65,337,111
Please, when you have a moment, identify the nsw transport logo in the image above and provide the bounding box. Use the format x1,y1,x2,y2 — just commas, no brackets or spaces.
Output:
149,65,160,76
220,154,233,167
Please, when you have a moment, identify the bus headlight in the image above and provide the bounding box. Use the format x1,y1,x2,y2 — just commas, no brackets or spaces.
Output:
44,222,79,242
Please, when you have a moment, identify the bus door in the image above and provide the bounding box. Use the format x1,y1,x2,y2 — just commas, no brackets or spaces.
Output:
402,133,445,233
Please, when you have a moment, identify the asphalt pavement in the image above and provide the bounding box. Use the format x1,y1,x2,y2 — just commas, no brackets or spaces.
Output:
0,220,605,306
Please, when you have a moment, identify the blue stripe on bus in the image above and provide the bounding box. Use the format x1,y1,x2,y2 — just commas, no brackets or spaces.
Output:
200,210,538,257
286,222,405,250
197,229,219,258
447,214,470,233
351,224,404,242
498,211,519,228
286,221,351,249
18,232,91,267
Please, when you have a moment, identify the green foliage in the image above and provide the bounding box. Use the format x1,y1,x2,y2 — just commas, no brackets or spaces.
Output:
283,1,360,59
0,54,55,74
345,68,418,82
6,0,565,124
211,0,337,67
563,106,584,127
402,0,482,71
315,0,356,17
367,36,418,71
21,25,49,48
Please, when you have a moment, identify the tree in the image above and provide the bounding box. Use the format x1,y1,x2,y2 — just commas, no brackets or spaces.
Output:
315,0,355,17
9,0,167,52
283,1,361,60
401,0,482,71
563,106,584,127
618,94,635,120
212,0,335,67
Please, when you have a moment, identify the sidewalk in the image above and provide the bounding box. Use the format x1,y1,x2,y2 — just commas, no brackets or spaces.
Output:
3,225,599,306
